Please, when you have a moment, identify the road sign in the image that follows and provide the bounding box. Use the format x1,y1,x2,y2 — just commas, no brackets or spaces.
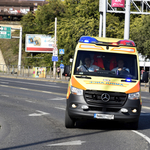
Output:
52,56,58,62
60,63,64,69
59,49,65,54
0,26,11,39
0,26,11,31
53,50,58,56
53,45,58,51
53,45,58,56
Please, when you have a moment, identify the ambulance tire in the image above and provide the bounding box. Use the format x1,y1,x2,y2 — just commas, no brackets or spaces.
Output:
128,120,139,130
65,109,75,128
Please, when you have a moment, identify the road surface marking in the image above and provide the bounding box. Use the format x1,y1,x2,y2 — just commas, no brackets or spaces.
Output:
141,96,150,99
42,91,52,94
0,85,8,87
0,79,63,88
28,110,50,116
48,97,66,100
132,130,150,144
19,88,28,90
25,100,35,103
0,84,66,96
47,140,86,146
1,95,9,97
55,107,65,110
142,106,150,110
0,82,9,84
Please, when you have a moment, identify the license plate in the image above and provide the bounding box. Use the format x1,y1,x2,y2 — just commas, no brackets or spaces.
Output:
94,114,114,120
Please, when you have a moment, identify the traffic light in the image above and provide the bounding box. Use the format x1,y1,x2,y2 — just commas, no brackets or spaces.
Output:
60,55,63,61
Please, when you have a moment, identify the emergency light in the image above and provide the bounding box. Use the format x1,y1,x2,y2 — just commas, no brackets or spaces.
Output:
125,78,132,82
79,36,98,43
79,36,136,47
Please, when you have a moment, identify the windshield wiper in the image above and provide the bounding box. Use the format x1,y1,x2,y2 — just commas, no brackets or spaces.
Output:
75,76,91,79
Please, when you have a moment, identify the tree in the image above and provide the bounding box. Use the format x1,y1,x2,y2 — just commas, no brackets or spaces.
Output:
130,15,150,58
19,0,123,66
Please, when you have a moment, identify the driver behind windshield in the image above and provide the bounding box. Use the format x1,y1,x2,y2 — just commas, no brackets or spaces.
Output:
111,59,130,74
77,55,102,72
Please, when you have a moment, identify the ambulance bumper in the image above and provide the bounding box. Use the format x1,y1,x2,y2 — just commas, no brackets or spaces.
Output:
67,94,141,123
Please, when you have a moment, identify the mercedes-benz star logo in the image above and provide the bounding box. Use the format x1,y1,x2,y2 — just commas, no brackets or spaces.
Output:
101,93,110,102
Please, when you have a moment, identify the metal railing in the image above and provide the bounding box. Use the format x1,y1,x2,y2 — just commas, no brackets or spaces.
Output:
0,64,69,81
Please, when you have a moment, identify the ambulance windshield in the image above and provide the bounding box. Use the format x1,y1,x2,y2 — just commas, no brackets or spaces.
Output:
74,50,138,80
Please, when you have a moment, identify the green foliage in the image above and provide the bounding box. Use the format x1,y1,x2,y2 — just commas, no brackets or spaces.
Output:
19,0,144,67
57,17,100,65
130,15,150,58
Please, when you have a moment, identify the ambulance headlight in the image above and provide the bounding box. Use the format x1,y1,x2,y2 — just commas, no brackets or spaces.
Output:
71,86,83,95
128,92,140,100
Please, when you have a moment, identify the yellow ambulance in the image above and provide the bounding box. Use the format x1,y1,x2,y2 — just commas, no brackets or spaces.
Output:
64,36,148,129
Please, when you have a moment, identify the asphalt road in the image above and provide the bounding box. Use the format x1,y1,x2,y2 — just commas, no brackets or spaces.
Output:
0,77,149,150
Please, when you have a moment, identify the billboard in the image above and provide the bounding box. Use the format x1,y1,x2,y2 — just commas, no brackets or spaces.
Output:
33,67,46,78
25,34,55,53
111,0,125,8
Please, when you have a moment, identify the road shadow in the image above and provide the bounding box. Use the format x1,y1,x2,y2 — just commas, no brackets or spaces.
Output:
138,114,150,130
74,114,150,130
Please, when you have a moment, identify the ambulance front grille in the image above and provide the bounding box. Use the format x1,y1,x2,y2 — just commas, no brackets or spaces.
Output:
84,90,127,107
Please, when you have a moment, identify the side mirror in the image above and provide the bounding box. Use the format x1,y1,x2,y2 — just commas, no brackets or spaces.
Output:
141,72,149,83
62,65,71,77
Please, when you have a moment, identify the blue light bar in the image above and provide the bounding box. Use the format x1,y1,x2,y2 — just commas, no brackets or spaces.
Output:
79,36,98,44
125,78,132,82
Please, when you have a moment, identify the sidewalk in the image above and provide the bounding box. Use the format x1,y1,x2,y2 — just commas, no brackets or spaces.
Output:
141,83,149,93
0,74,149,92
0,74,69,84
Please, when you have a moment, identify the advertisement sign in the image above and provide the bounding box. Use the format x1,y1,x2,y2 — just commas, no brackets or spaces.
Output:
25,34,55,53
0,6,30,15
33,67,46,78
111,0,125,8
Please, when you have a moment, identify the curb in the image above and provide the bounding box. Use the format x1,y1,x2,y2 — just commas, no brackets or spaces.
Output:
0,75,69,84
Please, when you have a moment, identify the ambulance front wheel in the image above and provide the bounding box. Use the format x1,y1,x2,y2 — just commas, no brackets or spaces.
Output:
126,120,139,130
129,120,139,130
65,109,75,128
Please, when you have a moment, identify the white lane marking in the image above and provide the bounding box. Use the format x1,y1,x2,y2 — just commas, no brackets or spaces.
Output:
142,106,150,110
42,91,52,94
0,85,8,87
48,97,66,100
0,79,62,88
47,140,86,146
132,130,150,144
55,107,65,110
1,95,9,97
28,110,50,116
0,82,9,84
19,88,28,90
0,84,66,96
141,96,150,99
25,100,35,103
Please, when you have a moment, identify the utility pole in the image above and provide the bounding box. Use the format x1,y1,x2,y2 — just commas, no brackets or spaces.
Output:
124,0,131,39
103,0,107,37
99,0,150,39
53,17,57,77
18,27,22,71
